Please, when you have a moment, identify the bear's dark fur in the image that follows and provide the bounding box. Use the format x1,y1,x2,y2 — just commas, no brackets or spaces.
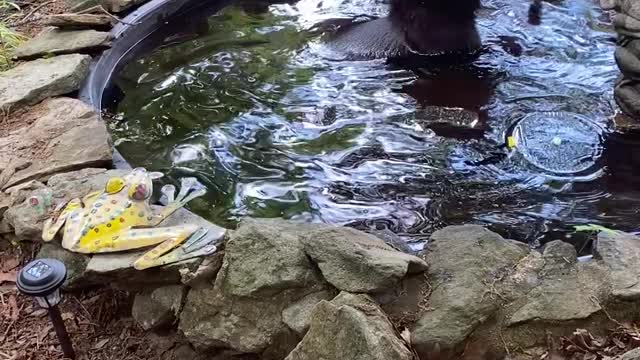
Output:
389,0,481,55
326,0,482,60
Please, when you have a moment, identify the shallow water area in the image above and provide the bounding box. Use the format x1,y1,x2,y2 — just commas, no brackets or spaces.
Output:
108,0,635,252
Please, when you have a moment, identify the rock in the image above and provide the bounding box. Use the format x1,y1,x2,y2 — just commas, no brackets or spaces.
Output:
285,292,413,360
132,285,186,331
180,219,332,358
617,348,640,360
83,252,202,290
615,77,640,119
0,54,90,111
3,186,54,240
101,0,148,12
37,242,90,290
0,98,112,190
179,252,225,289
300,225,428,293
13,28,112,60
220,219,325,298
282,290,337,337
507,261,609,326
596,230,640,300
44,14,113,30
539,240,577,277
411,225,529,357
2,169,124,240
0,192,10,218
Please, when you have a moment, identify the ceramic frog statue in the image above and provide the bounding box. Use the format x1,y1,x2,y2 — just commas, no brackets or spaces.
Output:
41,168,219,270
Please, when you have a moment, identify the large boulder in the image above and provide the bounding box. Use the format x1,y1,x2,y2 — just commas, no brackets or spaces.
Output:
13,28,112,60
0,98,112,190
180,219,333,359
300,226,428,293
285,292,414,360
411,225,530,357
0,54,90,111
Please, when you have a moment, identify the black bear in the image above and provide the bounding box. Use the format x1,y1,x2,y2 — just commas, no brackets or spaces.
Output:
325,0,482,60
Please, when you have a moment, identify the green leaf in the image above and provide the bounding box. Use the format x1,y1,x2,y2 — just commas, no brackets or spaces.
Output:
573,224,620,235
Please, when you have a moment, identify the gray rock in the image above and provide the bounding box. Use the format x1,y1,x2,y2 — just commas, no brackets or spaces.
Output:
0,98,112,190
84,251,202,290
3,186,54,240
540,240,577,277
0,54,90,111
617,348,640,360
179,252,225,289
101,0,148,12
37,242,90,290
0,191,10,218
180,219,332,358
411,225,529,357
300,225,428,293
596,230,640,300
132,285,186,331
221,219,325,298
507,261,609,325
285,292,413,360
13,28,112,60
44,14,113,30
282,289,337,337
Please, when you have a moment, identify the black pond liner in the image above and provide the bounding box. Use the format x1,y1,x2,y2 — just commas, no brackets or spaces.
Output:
78,0,231,168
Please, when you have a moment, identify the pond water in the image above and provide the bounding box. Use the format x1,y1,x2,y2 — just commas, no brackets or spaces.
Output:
108,0,634,252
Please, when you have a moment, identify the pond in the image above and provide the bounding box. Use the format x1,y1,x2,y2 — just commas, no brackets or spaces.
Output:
107,0,631,252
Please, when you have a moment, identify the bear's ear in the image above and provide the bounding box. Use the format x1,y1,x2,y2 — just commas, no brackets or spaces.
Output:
149,172,164,180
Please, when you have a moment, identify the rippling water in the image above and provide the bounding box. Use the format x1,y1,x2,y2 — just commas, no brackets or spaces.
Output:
109,0,636,252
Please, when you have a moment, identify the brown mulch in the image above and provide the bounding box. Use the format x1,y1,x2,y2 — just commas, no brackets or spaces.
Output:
0,243,188,360
7,0,68,38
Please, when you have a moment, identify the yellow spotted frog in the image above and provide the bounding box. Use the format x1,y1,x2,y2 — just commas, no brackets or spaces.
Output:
42,168,219,270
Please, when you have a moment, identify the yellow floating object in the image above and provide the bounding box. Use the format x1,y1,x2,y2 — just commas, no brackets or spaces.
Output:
507,136,517,149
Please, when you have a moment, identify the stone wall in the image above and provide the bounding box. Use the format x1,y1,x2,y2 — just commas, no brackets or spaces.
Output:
604,0,640,128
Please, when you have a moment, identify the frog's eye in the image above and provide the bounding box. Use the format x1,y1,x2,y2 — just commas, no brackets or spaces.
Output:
129,183,150,201
106,177,126,194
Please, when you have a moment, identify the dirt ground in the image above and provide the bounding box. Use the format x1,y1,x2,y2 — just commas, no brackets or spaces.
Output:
6,0,68,37
0,243,193,360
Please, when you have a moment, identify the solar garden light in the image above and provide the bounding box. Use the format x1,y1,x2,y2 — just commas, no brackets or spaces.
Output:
16,258,76,359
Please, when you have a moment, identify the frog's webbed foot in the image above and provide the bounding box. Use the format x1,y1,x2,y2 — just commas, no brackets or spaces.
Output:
174,177,207,205
133,227,222,270
152,178,207,225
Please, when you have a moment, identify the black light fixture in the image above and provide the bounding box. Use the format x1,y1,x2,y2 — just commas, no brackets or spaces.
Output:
16,258,75,359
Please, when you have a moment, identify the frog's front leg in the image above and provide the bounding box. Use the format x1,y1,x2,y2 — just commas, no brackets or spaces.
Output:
148,177,206,226
42,199,82,242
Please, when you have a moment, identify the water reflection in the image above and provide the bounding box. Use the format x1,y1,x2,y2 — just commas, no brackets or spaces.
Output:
109,0,633,252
